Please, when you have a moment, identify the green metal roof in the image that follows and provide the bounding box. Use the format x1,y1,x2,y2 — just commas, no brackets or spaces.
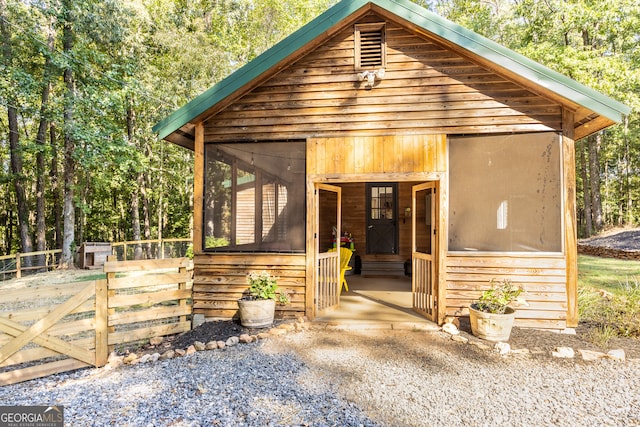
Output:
153,0,631,141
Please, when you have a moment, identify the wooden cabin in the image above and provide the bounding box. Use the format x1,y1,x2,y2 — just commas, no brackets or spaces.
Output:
154,0,630,330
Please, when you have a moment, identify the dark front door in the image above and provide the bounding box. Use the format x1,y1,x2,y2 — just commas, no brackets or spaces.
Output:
366,183,398,254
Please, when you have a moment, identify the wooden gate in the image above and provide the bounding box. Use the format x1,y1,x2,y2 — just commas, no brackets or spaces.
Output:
0,280,102,385
0,257,192,386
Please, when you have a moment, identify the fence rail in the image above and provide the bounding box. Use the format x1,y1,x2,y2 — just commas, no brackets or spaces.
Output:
0,257,193,386
0,239,191,281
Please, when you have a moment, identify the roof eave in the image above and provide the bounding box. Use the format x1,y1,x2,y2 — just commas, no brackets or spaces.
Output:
152,0,373,141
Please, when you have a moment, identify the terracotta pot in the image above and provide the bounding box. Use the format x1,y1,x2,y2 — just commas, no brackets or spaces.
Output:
468,304,516,342
237,298,275,328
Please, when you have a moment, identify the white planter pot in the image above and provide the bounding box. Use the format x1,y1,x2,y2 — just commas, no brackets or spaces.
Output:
237,298,275,328
469,305,516,342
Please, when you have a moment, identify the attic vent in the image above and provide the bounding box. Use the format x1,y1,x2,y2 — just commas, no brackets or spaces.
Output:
355,23,386,70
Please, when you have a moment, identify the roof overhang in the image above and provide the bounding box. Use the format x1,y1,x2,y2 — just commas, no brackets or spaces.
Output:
154,0,631,150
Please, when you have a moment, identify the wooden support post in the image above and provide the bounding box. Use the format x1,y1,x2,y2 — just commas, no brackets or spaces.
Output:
194,122,204,254
94,278,109,367
563,110,578,328
15,254,21,279
105,255,117,352
178,265,189,324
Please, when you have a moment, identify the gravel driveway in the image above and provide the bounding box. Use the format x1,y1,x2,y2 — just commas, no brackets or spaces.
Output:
1,328,638,426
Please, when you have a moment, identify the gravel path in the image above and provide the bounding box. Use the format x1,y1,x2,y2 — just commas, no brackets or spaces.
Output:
1,328,639,426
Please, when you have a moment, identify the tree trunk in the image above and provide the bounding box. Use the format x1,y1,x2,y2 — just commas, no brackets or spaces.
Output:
126,100,143,260
588,134,603,232
61,0,76,267
1,0,34,261
50,124,63,250
579,139,592,237
34,19,55,267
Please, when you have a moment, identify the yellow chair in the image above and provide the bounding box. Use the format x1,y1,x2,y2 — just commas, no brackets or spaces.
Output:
329,247,353,293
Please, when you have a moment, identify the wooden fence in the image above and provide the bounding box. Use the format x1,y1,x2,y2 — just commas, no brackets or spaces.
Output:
0,258,192,386
0,238,192,281
0,249,62,280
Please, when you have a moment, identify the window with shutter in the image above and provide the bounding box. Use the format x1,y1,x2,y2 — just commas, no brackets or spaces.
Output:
355,23,386,70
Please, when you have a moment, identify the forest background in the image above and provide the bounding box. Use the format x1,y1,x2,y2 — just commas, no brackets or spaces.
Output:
1,0,638,266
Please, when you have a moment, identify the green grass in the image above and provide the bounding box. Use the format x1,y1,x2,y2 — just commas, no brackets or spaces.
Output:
578,254,640,342
578,254,640,294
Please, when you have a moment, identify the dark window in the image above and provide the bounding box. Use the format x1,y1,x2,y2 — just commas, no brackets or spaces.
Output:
203,142,306,252
355,23,386,70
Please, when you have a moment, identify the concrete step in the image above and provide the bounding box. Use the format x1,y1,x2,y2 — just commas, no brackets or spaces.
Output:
360,261,407,277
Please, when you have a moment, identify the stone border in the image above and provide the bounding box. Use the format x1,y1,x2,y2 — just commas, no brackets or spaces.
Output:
441,322,627,362
105,318,309,370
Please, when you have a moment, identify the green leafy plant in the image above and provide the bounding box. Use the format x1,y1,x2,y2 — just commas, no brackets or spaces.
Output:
472,279,524,314
246,270,290,304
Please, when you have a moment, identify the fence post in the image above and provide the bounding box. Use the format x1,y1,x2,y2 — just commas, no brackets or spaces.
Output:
160,239,165,260
105,255,117,354
15,254,21,279
95,278,109,367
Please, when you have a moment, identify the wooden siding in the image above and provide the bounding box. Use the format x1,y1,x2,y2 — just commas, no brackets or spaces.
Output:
446,254,568,329
308,135,446,175
193,254,306,319
202,18,562,142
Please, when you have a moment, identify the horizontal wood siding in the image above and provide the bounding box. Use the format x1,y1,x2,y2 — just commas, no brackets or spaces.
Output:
193,253,306,319
203,18,561,141
446,254,568,329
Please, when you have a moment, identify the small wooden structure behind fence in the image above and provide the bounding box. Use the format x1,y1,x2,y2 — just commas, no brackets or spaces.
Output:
0,257,192,386
0,238,192,281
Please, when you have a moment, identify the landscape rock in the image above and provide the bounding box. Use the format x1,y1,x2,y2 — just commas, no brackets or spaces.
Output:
105,353,123,370
205,341,218,350
257,333,271,340
278,323,295,331
123,353,138,364
192,314,206,329
185,345,197,355
139,354,153,364
268,328,287,336
194,341,206,351
495,342,511,355
469,341,491,351
216,341,226,349
552,346,575,359
174,348,186,357
225,336,239,347
579,349,607,361
607,349,626,361
442,323,459,335
444,316,460,328
451,334,468,344
160,350,175,360
149,337,164,346
239,334,253,343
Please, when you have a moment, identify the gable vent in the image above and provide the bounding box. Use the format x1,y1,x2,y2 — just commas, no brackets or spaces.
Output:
355,23,386,70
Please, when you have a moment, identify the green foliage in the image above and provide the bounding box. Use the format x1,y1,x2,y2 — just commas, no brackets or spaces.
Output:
578,255,640,341
246,270,279,301
473,278,524,314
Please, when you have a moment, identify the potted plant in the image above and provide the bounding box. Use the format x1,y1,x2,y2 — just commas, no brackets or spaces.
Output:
238,271,290,328
469,279,524,342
